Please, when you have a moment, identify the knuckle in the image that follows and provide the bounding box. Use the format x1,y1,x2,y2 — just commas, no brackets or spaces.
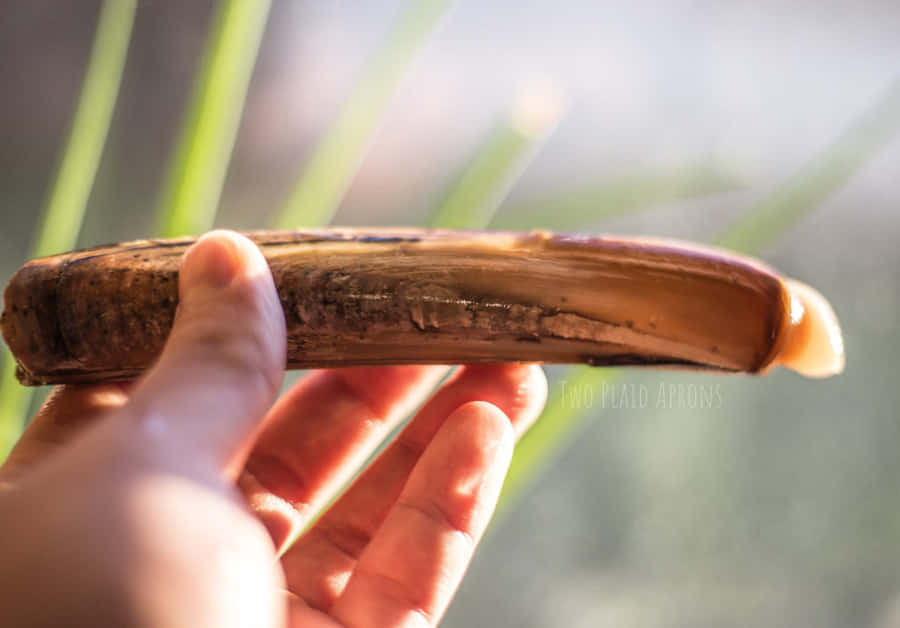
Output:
396,494,476,551
316,519,374,561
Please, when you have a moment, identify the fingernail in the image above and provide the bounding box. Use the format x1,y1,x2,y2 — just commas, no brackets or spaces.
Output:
181,231,242,292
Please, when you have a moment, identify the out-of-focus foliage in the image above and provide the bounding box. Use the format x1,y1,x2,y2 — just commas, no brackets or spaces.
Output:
273,0,452,229
491,165,743,231
0,0,137,459
718,78,900,254
430,91,563,229
156,0,272,237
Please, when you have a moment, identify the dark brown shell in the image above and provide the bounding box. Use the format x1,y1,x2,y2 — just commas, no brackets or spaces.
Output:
1,229,790,386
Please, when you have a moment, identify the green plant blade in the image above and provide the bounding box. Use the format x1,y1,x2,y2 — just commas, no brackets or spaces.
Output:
430,92,563,229
0,0,137,461
497,78,900,516
32,0,137,258
490,164,743,231
156,0,272,238
499,366,613,512
272,0,452,230
718,77,900,253
0,349,36,462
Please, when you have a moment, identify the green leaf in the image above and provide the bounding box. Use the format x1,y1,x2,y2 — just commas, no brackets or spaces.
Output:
272,0,453,230
0,0,137,461
0,349,36,462
718,78,900,253
490,164,743,231
156,0,272,238
31,0,137,258
499,366,614,512
430,92,563,229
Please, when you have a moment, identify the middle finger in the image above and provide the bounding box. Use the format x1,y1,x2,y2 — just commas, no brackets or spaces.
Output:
241,365,447,546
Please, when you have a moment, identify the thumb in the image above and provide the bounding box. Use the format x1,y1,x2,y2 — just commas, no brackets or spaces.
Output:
124,230,286,476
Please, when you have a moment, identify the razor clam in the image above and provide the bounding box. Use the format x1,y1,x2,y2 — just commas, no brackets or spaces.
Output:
0,228,844,386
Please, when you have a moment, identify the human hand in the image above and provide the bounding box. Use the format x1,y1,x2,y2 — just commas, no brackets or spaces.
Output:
0,230,547,627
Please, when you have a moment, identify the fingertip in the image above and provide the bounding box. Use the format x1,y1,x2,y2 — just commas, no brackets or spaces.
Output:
179,230,274,296
517,364,548,424
455,364,548,437
449,401,514,470
180,230,241,292
176,231,286,371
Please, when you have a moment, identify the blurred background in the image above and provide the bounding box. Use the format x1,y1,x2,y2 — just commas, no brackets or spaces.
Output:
2,1,899,626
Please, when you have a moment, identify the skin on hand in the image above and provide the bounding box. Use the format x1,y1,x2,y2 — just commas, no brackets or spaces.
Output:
0,230,547,628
